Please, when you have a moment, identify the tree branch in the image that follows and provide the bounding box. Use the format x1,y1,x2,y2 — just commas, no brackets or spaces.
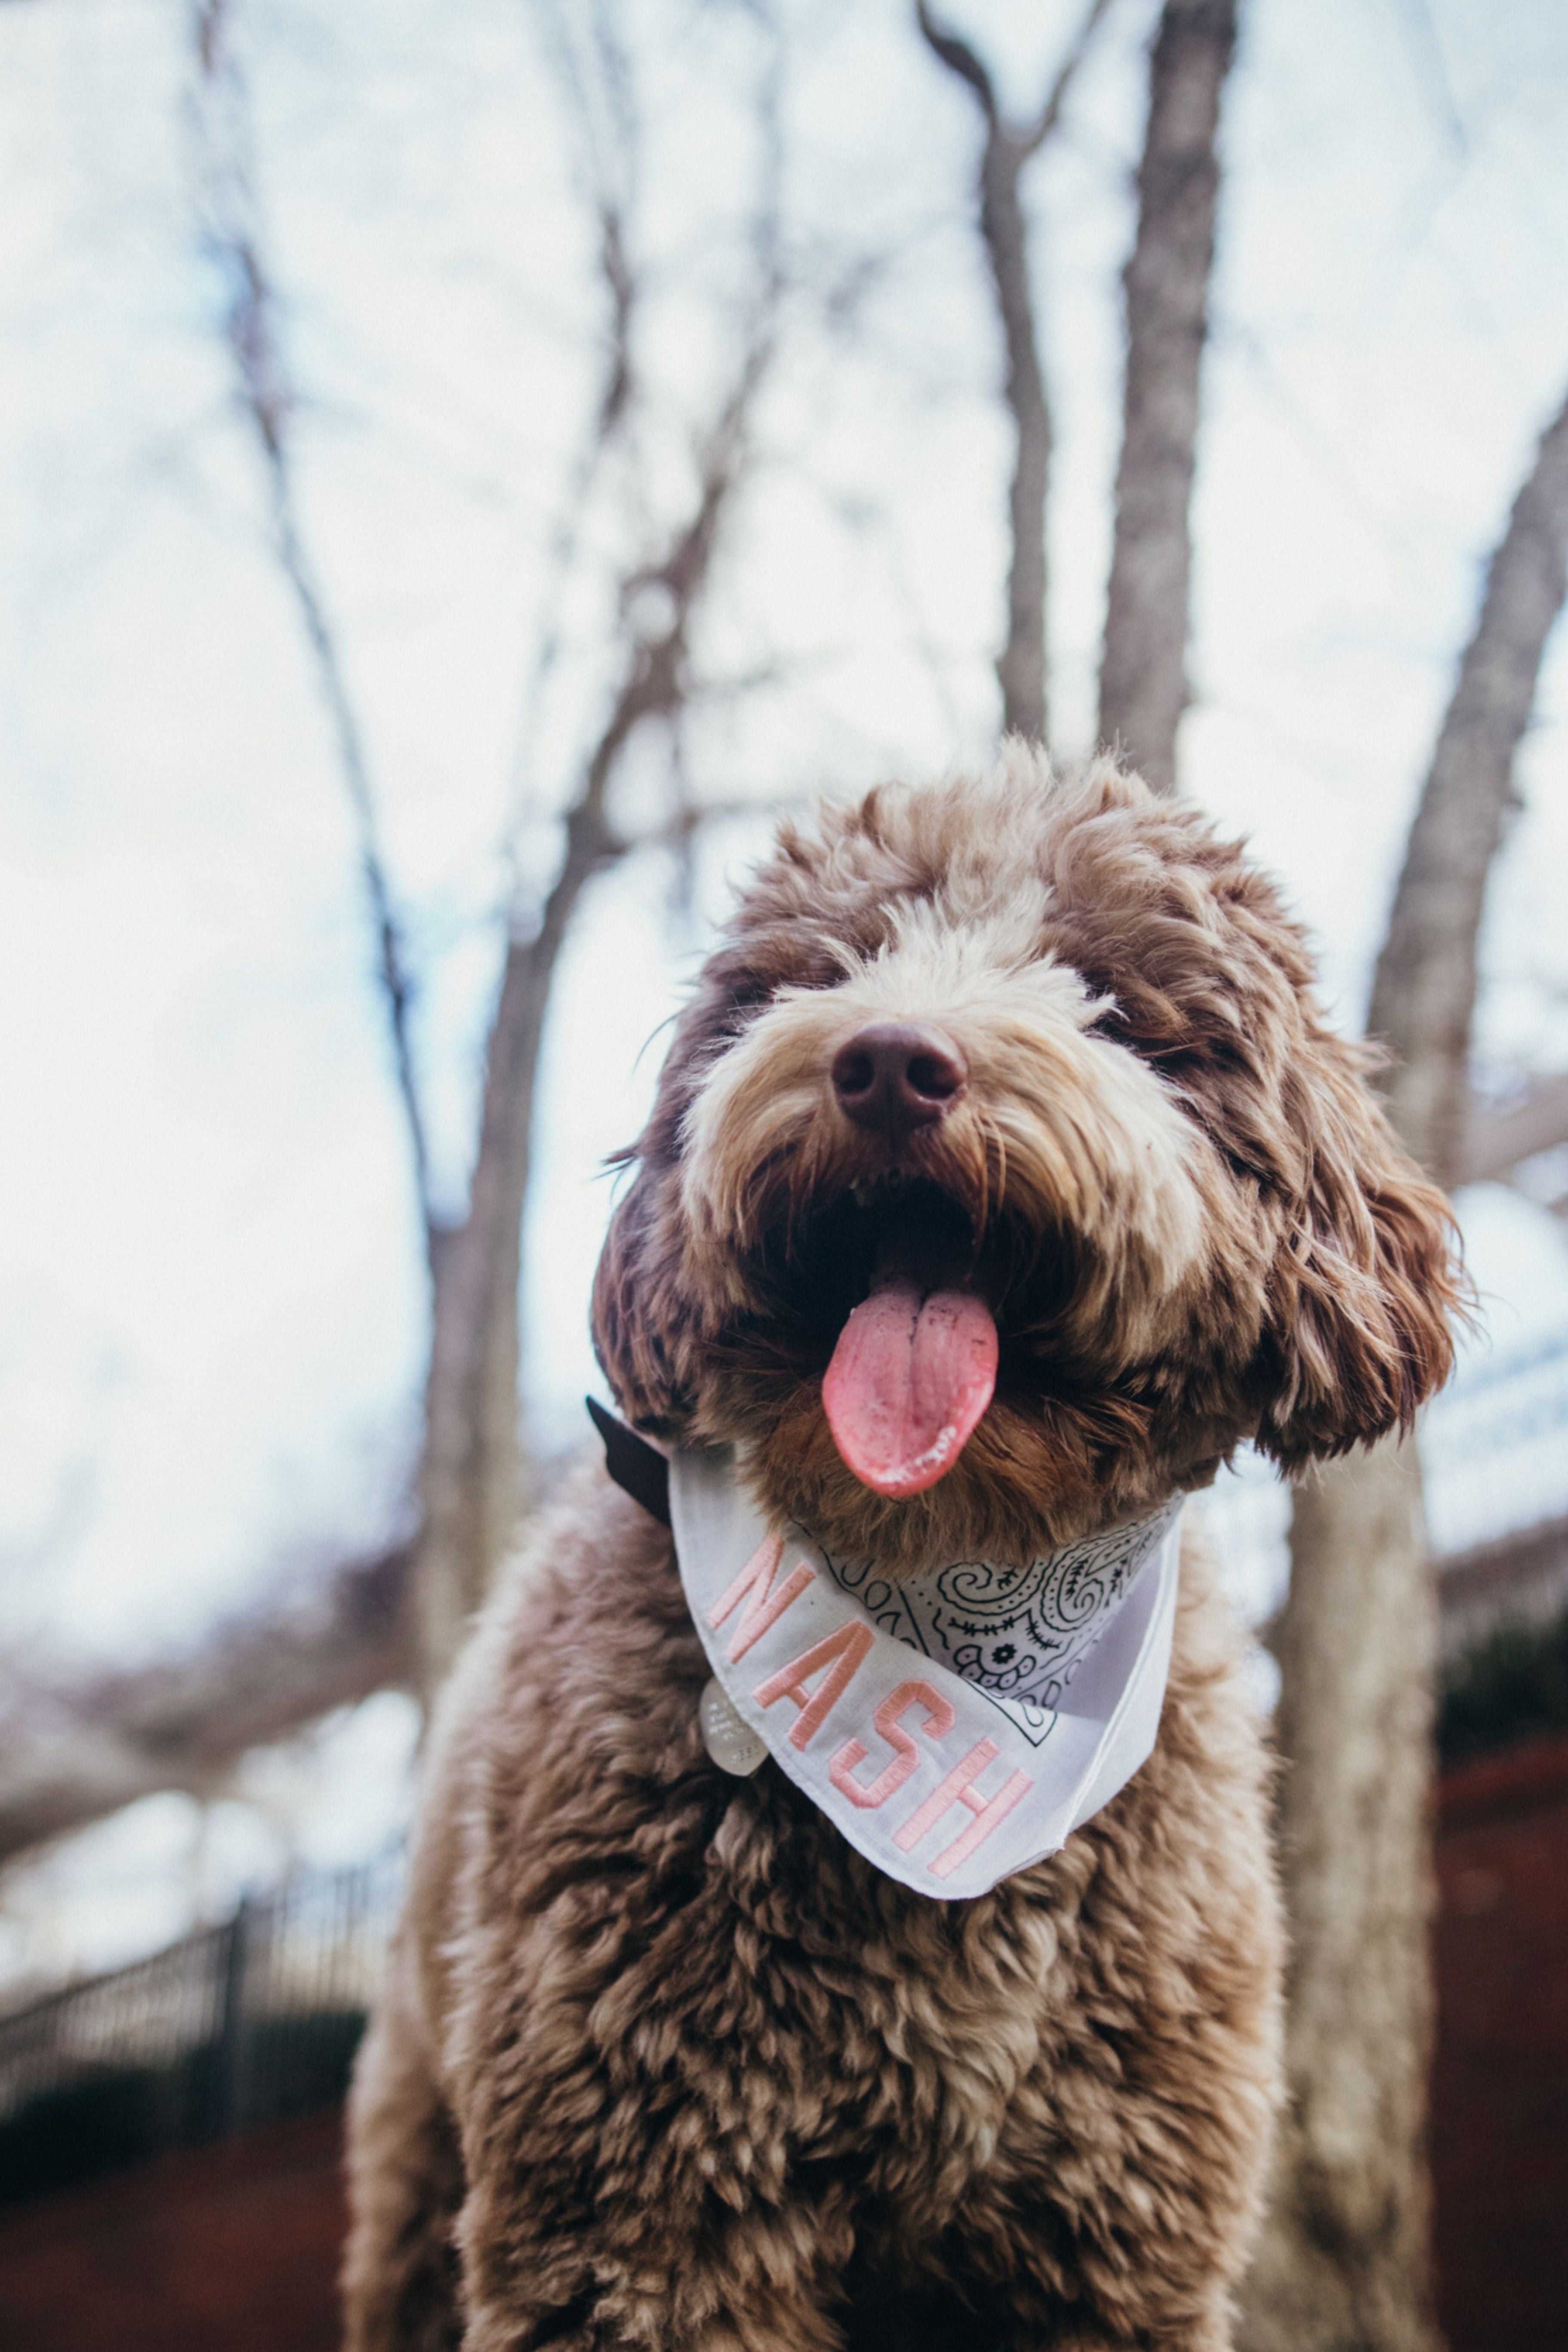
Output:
0,1541,414,1868
187,0,435,1236
1023,0,1117,156
1369,383,1568,1187
1461,1072,1568,1187
916,0,1112,747
913,3,997,119
505,0,643,869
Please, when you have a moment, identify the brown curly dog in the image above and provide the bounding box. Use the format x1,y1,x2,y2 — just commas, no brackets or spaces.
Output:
343,750,1461,2352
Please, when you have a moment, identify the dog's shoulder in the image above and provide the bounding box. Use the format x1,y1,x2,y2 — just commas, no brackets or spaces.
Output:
462,1455,699,1756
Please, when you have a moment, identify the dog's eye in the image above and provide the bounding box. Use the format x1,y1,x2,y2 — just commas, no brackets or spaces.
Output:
777,953,864,998
722,981,772,1028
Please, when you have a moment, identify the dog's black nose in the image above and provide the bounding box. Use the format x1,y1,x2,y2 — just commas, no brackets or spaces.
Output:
831,1022,967,1138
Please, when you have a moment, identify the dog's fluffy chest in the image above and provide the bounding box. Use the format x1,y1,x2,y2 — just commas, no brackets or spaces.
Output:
458,1479,1111,2202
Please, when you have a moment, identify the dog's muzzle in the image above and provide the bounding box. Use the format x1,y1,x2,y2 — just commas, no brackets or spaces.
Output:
818,1101,998,1500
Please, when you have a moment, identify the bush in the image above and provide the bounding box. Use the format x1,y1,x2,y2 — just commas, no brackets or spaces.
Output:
1437,1601,1568,1765
0,2005,368,2210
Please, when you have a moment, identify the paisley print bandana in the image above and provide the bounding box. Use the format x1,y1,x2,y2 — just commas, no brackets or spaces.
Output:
670,1445,1183,1902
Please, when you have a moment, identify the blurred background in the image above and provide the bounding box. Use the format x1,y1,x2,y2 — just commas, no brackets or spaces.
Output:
1,1,1566,2347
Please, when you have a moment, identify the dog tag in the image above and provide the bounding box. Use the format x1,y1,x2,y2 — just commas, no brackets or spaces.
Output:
699,1677,767,1776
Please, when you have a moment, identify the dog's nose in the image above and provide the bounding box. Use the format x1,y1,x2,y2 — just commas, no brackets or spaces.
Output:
831,1022,967,1138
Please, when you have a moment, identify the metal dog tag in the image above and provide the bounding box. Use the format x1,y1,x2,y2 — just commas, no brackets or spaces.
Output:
699,1677,767,1775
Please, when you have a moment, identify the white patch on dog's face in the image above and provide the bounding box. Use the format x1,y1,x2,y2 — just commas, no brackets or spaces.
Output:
679,887,1211,1348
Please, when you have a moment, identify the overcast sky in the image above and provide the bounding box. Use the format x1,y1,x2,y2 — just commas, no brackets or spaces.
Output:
3,0,1568,1706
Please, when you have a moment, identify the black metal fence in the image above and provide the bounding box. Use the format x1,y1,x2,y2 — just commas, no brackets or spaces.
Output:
0,1849,402,2209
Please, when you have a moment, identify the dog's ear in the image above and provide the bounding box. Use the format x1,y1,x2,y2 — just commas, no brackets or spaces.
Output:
1253,1032,1463,1469
591,1161,701,1436
591,962,747,1436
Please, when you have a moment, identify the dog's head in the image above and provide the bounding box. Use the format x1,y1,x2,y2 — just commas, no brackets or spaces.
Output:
593,751,1461,1571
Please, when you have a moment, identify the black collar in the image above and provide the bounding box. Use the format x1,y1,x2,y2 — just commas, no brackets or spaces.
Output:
587,1396,671,1527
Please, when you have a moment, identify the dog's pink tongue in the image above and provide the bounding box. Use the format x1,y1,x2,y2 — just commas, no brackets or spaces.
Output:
822,1279,998,1498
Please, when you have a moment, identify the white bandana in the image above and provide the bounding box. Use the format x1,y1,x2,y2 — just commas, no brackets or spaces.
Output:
670,1446,1183,1901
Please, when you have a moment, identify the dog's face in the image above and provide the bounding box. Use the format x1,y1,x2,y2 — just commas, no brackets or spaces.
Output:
594,752,1461,1572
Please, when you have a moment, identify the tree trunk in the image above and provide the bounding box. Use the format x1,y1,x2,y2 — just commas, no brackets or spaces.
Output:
1246,1442,1439,2352
1099,0,1238,798
413,968,537,1699
980,120,1052,748
917,0,1113,750
1240,382,1568,2352
410,390,769,1691
412,866,597,1693
1368,387,1568,1178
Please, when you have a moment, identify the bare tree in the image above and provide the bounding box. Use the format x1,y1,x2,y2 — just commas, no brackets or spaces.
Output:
0,0,853,1864
1098,0,1239,796
190,0,785,1697
916,0,1114,747
1240,383,1568,2352
0,0,1226,1878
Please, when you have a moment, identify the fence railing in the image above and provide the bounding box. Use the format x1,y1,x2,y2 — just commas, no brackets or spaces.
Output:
0,1848,402,2208
1202,1328,1568,1628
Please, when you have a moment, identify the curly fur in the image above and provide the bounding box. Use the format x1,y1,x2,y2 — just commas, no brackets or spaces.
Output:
344,750,1462,2350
